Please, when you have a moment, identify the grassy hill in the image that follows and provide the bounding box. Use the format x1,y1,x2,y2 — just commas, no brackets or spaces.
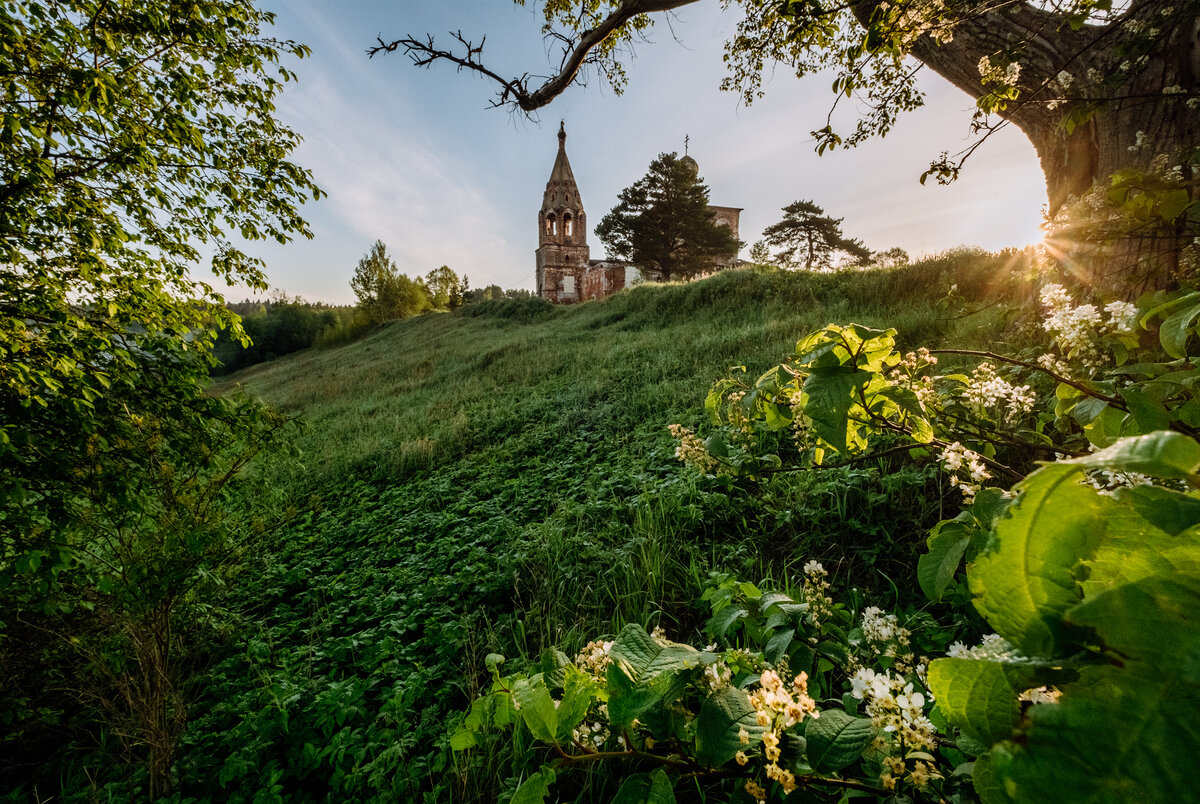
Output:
15,253,1037,801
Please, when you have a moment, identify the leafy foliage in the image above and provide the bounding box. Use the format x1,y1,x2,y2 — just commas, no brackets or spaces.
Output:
930,433,1200,802
0,0,317,795
1,0,319,597
350,240,432,323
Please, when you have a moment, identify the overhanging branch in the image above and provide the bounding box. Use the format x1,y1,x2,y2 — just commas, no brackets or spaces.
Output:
369,0,703,112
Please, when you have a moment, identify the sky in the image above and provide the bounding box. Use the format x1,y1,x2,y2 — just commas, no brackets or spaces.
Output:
242,0,1049,305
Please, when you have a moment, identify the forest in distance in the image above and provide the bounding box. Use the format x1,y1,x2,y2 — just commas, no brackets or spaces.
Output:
2,0,1198,802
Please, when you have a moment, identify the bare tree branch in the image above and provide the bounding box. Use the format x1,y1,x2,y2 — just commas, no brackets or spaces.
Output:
369,0,704,112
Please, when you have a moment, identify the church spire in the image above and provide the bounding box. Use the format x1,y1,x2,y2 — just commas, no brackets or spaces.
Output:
542,122,580,212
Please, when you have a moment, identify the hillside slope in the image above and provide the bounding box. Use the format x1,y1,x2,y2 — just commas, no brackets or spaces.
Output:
13,255,1034,801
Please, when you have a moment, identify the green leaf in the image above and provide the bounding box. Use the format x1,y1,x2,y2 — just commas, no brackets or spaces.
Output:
765,629,793,664
1117,484,1200,537
708,603,748,638
449,727,477,751
510,768,555,804
971,750,1011,804
513,675,558,743
1000,574,1200,802
1118,387,1170,432
803,366,867,455
919,520,973,603
611,768,677,804
1159,300,1200,358
758,591,796,611
970,463,1112,656
607,624,714,729
1065,430,1200,479
926,659,1033,745
803,709,874,772
555,667,601,743
694,686,767,768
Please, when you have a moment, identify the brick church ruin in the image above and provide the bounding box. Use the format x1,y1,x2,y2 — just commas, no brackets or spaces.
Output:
535,124,741,304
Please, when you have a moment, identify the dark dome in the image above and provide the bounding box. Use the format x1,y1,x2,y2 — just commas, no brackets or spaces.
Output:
680,154,699,176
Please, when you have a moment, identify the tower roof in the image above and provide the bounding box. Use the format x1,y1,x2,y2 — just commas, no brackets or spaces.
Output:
542,122,580,212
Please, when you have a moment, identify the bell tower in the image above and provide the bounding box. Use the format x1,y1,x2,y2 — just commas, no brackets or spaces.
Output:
536,122,590,303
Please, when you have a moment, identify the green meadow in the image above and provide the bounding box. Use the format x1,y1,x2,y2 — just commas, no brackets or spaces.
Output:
155,254,1028,802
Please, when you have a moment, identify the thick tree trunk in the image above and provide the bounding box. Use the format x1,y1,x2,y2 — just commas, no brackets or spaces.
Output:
896,0,1200,291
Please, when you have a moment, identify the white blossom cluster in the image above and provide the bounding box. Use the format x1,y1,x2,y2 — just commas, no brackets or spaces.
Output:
946,633,1023,661
725,390,757,446
702,659,733,692
570,702,611,751
666,424,718,473
978,54,1021,86
887,348,939,410
801,560,835,627
861,606,912,660
1084,442,1152,494
963,362,1036,424
735,669,818,796
1040,283,1137,369
575,638,614,677
849,668,941,791
940,442,990,502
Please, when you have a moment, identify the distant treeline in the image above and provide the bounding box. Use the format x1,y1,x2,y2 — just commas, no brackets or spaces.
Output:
211,284,535,376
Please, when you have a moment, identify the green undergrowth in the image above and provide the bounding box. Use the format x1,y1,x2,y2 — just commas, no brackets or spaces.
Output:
7,252,1036,801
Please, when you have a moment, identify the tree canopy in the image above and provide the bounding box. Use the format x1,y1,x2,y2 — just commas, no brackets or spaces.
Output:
759,200,872,271
1,0,321,536
0,3,318,788
595,153,741,281
380,0,1199,290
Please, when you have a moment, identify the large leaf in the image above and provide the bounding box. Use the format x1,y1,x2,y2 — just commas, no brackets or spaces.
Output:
611,768,677,804
1000,574,1200,802
607,624,714,728
803,366,868,455
694,686,768,768
513,675,558,743
926,659,1039,745
707,603,748,638
803,709,874,772
1065,430,1200,479
555,667,602,743
1082,487,1200,596
1159,298,1200,358
919,519,973,603
970,463,1112,656
1118,387,1170,432
510,768,555,804
971,749,1011,804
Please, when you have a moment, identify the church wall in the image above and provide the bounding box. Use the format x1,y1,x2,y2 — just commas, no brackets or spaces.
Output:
582,263,627,301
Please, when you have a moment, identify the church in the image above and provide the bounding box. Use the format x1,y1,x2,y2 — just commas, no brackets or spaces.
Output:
535,124,741,304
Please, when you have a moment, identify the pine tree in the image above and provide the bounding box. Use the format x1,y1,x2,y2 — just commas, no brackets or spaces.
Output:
595,153,740,281
760,201,872,271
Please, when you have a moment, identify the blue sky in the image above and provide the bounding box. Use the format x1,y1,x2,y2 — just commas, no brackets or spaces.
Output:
245,1,1048,304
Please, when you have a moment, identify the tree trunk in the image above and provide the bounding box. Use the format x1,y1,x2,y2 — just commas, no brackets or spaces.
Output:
894,1,1200,292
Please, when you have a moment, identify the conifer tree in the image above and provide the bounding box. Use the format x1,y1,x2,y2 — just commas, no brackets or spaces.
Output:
596,153,741,281
760,201,872,271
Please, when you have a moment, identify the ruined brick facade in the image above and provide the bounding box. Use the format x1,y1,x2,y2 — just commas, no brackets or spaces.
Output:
536,125,740,304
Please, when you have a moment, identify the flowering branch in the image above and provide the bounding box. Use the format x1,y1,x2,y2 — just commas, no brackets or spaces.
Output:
928,348,1127,406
